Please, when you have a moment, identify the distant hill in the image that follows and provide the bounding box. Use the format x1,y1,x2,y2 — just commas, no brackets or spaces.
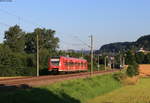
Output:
99,35,150,53
135,35,150,50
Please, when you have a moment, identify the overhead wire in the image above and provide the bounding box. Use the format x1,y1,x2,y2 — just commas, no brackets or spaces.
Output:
61,40,84,46
0,8,90,50
59,34,91,50
0,22,11,37
0,8,44,28
73,35,91,48
0,21,11,27
58,34,85,48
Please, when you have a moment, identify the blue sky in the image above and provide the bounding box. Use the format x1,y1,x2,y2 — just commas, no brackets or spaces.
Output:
0,0,150,50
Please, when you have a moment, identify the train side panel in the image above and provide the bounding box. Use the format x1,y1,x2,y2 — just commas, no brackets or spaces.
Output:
48,56,88,72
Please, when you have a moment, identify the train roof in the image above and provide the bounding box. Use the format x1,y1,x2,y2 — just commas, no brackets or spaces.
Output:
51,56,87,62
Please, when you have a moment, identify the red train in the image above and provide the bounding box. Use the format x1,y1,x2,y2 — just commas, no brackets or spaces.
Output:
48,56,88,72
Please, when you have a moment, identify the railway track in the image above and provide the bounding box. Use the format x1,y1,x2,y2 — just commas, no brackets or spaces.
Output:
0,70,118,87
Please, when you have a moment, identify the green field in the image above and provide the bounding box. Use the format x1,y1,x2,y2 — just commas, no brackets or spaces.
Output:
0,74,121,103
87,78,150,103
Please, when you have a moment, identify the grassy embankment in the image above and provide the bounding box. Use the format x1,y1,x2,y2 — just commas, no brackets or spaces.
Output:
0,74,121,103
87,77,150,103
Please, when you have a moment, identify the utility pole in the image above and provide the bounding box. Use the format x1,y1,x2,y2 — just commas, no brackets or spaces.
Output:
122,50,125,69
18,17,21,27
123,55,125,68
97,54,100,71
81,48,84,57
120,53,122,69
90,35,93,75
105,56,107,70
113,57,115,69
109,58,112,69
36,33,39,77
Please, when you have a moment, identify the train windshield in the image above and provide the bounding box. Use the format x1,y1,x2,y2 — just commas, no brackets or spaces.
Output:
51,58,60,66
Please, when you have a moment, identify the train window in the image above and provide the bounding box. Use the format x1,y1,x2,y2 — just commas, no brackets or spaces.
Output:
65,62,70,66
67,62,70,66
51,59,59,66
66,62,70,66
64,62,67,66
73,62,75,66
75,63,78,66
70,62,73,66
71,62,74,66
78,63,80,66
81,63,83,66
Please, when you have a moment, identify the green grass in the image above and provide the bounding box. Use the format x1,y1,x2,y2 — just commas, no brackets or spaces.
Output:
0,74,121,103
87,78,150,103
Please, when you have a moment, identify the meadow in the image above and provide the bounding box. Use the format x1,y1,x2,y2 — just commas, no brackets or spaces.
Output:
87,77,150,103
0,74,121,103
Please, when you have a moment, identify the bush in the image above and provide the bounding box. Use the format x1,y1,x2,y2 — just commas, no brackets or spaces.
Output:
0,46,36,76
113,71,127,81
113,70,139,85
126,63,139,77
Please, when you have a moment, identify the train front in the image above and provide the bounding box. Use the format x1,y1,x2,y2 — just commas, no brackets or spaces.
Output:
48,57,60,72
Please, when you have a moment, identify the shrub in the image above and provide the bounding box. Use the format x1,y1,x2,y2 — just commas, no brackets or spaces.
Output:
113,72,127,81
0,46,36,76
126,63,139,77
113,68,139,85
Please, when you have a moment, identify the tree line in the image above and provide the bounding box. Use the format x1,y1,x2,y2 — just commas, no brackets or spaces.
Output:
0,25,60,76
0,25,87,76
1,25,150,76
97,51,150,69
125,51,150,65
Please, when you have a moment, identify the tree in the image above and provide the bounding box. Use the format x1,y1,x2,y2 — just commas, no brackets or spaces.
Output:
0,25,60,76
25,28,60,72
25,28,59,54
126,62,139,77
0,45,21,76
4,25,25,53
34,28,59,51
0,44,36,76
125,51,136,65
24,33,36,53
135,52,145,64
144,53,150,64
